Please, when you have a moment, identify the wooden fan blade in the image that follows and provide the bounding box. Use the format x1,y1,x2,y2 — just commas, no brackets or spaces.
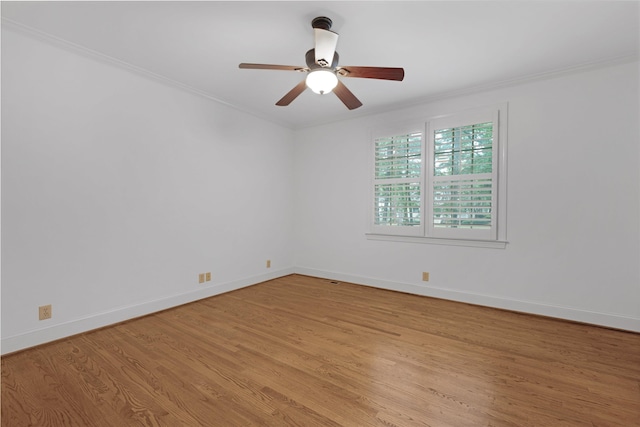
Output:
239,63,307,72
337,66,404,81
314,28,339,67
276,80,308,106
333,80,362,110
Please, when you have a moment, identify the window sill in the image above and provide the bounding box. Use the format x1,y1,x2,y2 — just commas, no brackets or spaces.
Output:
365,233,508,249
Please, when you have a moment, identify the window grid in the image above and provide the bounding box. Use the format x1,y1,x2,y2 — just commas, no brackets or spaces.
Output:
374,183,421,226
374,133,422,180
434,122,493,176
433,178,492,229
374,132,422,228
432,121,494,231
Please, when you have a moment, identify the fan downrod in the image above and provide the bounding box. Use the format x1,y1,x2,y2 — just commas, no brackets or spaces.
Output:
311,16,333,31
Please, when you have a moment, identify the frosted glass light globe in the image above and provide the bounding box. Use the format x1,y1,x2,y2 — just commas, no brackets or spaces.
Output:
305,70,338,95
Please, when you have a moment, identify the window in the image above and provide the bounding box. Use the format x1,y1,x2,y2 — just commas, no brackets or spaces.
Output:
369,104,507,247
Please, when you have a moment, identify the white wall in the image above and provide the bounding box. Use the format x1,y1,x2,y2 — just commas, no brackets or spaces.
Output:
2,25,639,356
294,61,640,331
1,27,296,353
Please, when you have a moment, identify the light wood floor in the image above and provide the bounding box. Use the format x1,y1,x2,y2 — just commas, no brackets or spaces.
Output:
2,274,639,426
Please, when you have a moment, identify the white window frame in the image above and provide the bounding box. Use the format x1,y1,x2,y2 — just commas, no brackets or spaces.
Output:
367,103,508,249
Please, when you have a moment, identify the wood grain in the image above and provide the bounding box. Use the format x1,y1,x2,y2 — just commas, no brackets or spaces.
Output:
3,274,639,426
333,80,362,110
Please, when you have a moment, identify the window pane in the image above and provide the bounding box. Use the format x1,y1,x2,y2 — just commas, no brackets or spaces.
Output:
433,179,492,229
434,122,492,177
374,183,421,226
375,133,422,179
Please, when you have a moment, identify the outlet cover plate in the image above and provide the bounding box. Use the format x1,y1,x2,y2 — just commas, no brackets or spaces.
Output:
39,305,52,320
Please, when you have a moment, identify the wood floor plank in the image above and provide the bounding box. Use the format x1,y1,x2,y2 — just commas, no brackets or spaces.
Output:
3,274,639,426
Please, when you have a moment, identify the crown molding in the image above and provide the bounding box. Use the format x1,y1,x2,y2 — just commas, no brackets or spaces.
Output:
1,17,296,129
289,53,640,130
3,16,637,131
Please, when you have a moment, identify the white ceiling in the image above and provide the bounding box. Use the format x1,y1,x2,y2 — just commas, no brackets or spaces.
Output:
2,1,639,129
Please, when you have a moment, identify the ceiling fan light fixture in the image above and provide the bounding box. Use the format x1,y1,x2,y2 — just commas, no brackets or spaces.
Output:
239,15,403,109
305,69,338,95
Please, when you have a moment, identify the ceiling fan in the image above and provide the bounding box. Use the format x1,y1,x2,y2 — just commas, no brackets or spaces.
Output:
239,16,404,110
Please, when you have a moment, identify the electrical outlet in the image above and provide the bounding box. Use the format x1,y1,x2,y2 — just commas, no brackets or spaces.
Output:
199,273,205,284
205,272,211,281
39,305,52,320
422,272,430,282
266,260,271,268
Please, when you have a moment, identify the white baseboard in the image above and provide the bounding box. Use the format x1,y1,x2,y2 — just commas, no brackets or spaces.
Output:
4,266,637,354
295,267,640,333
1,268,295,355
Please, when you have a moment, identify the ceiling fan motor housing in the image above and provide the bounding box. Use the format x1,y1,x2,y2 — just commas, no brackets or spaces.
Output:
305,49,339,70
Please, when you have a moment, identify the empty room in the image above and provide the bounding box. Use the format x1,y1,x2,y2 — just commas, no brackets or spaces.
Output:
2,1,639,426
